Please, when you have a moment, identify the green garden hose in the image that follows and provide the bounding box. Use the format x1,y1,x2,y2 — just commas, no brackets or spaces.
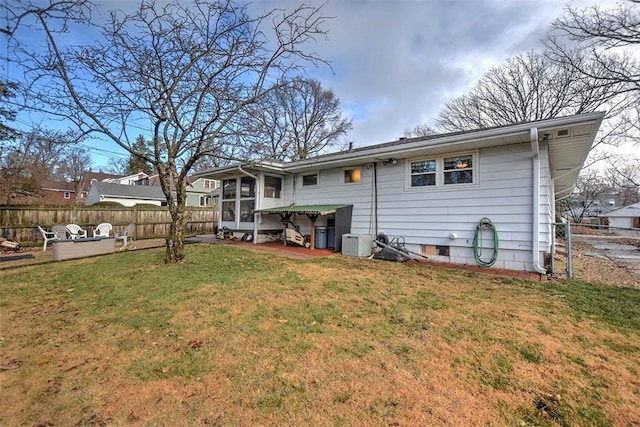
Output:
473,217,498,267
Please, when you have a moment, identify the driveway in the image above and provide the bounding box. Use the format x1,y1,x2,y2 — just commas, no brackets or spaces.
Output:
577,234,640,278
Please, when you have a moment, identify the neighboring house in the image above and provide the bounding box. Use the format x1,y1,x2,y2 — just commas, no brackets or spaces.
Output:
148,174,220,207
186,177,220,207
41,180,83,203
194,112,604,273
86,181,167,206
103,171,150,186
600,202,640,230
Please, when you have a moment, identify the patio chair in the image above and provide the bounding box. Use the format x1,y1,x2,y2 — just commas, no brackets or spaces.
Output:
52,224,68,239
37,225,59,251
66,223,88,240
115,223,135,247
93,223,113,238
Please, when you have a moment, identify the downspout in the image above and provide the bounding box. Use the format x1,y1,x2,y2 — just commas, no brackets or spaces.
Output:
238,165,259,244
530,128,547,274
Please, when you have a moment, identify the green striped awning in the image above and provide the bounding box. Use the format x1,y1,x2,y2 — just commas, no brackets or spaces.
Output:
253,204,351,216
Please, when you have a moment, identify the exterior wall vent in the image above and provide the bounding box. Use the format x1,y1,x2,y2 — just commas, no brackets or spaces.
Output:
555,129,571,138
342,234,372,257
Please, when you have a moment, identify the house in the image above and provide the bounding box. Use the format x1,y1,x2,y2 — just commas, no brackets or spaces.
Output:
600,202,640,230
186,177,220,207
102,171,150,186
148,175,220,208
193,112,604,273
86,181,167,206
40,180,81,203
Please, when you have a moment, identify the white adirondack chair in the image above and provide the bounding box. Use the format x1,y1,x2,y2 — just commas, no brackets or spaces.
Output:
116,223,135,247
93,223,113,237
37,226,58,251
66,224,88,239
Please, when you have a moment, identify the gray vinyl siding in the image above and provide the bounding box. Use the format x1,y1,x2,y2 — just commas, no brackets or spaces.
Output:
284,143,550,271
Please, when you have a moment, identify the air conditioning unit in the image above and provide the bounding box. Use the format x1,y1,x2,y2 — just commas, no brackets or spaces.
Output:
341,234,372,257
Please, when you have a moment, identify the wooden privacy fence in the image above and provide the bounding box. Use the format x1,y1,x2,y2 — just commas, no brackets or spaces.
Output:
0,205,218,244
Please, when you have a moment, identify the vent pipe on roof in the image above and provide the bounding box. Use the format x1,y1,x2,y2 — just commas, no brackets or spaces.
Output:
530,127,547,275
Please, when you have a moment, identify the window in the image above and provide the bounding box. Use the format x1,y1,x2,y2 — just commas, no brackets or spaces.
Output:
63,192,71,199
443,155,473,185
302,173,318,186
264,176,282,198
344,167,362,183
222,201,235,221
240,177,255,198
409,152,476,189
411,159,436,187
223,179,236,199
239,200,255,222
203,179,216,189
199,195,213,207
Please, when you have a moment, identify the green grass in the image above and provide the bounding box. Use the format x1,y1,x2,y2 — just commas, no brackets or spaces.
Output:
1,244,638,426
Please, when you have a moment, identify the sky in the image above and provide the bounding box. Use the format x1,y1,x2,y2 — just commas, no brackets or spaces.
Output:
4,0,616,170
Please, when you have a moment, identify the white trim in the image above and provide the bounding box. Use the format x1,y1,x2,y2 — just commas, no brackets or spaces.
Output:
405,150,478,191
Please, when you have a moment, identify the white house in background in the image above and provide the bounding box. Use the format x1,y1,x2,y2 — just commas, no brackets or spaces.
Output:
193,112,604,273
102,171,150,186
601,202,640,230
86,181,167,206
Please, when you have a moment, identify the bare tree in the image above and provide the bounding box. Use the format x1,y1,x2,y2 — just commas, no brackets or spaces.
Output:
605,157,640,205
4,0,329,263
558,169,611,223
56,146,92,204
0,128,69,204
545,0,640,146
244,78,351,161
436,51,619,132
403,124,437,138
106,157,129,176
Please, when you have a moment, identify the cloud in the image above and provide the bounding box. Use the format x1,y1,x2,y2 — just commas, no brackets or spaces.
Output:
275,0,608,147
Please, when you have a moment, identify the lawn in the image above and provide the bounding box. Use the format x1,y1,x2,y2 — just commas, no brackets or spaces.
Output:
1,244,638,426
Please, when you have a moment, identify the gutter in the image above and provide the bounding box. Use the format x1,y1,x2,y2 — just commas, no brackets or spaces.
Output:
530,127,547,275
237,165,259,243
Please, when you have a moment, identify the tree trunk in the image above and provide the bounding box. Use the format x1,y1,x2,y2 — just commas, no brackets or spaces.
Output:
165,205,188,264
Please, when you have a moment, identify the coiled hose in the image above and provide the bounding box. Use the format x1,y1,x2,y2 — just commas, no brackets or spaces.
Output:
473,217,498,267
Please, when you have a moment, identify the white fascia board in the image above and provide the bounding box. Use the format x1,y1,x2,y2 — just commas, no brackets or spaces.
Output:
284,112,605,173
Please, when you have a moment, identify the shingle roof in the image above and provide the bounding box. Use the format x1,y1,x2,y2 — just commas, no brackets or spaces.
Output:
90,181,166,200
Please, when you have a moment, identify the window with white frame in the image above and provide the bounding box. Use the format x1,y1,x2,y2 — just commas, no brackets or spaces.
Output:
443,155,473,185
343,167,362,184
199,195,213,207
410,159,436,187
409,152,475,188
239,177,255,222
221,179,236,221
203,179,216,189
264,175,282,198
302,172,318,187
63,191,71,199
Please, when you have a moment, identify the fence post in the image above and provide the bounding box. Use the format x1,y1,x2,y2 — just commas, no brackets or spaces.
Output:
566,221,573,279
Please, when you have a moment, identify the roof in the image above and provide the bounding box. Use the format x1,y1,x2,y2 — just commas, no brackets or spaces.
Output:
254,204,351,216
193,112,604,198
603,202,640,218
41,180,76,192
89,181,166,200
